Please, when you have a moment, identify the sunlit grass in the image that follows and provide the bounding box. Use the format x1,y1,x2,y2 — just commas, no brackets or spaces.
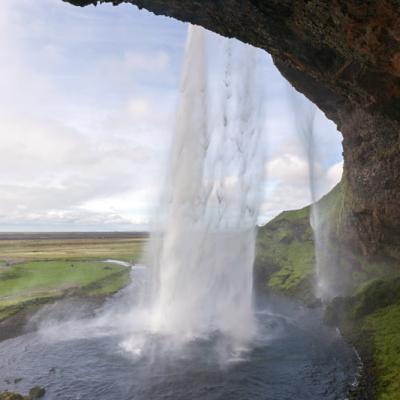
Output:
0,260,131,322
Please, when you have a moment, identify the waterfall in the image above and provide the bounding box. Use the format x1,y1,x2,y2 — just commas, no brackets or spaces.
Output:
288,93,342,301
145,25,264,346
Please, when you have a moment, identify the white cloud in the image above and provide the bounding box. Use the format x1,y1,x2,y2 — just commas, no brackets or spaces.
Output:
259,157,343,224
326,161,343,188
266,154,310,185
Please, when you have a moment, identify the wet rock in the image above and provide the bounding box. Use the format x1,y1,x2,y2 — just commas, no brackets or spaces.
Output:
28,387,45,399
0,386,45,400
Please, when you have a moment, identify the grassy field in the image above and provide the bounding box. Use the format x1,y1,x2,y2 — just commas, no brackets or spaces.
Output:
0,233,147,322
0,235,146,264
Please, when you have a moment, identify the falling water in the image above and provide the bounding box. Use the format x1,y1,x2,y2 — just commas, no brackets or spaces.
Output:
145,26,264,346
288,93,344,301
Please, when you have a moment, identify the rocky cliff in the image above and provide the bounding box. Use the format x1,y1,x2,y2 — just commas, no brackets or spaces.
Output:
64,0,400,265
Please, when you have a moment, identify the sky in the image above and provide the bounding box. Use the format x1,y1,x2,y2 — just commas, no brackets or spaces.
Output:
0,0,343,231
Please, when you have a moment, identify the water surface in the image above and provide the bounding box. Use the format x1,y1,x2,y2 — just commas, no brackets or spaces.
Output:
0,288,358,400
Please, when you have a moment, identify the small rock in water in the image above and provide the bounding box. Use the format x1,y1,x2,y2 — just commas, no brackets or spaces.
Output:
28,387,45,399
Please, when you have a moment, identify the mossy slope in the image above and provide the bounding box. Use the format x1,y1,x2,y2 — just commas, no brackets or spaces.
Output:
254,183,343,303
254,205,315,304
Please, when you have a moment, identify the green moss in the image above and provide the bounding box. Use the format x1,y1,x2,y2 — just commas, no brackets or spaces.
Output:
268,241,314,293
0,386,45,400
0,391,26,400
352,278,400,319
364,303,400,400
325,278,400,400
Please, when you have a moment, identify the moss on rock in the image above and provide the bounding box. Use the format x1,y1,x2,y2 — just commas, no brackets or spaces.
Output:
0,386,45,400
0,392,26,400
325,278,400,400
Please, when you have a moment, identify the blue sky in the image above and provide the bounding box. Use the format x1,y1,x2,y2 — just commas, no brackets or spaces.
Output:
0,0,343,231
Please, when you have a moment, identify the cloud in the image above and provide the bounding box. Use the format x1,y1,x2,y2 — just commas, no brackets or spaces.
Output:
326,161,343,187
266,154,310,186
0,104,165,230
100,50,171,78
259,157,343,224
0,1,184,231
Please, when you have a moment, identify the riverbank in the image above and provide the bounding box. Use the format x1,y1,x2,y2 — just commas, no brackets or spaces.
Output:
0,233,146,343
0,260,133,398
0,260,132,327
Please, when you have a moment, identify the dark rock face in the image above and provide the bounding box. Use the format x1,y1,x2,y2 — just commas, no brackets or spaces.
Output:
63,0,400,261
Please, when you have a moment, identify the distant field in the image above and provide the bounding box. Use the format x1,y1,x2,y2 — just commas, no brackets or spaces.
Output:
0,232,148,323
0,232,148,264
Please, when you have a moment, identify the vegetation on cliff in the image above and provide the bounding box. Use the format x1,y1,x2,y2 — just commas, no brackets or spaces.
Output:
254,182,343,304
325,278,400,400
256,181,400,399
255,205,315,304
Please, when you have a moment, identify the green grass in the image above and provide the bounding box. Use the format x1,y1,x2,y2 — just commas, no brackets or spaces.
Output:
268,240,315,292
255,205,315,303
0,235,144,322
0,260,131,322
364,303,400,400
